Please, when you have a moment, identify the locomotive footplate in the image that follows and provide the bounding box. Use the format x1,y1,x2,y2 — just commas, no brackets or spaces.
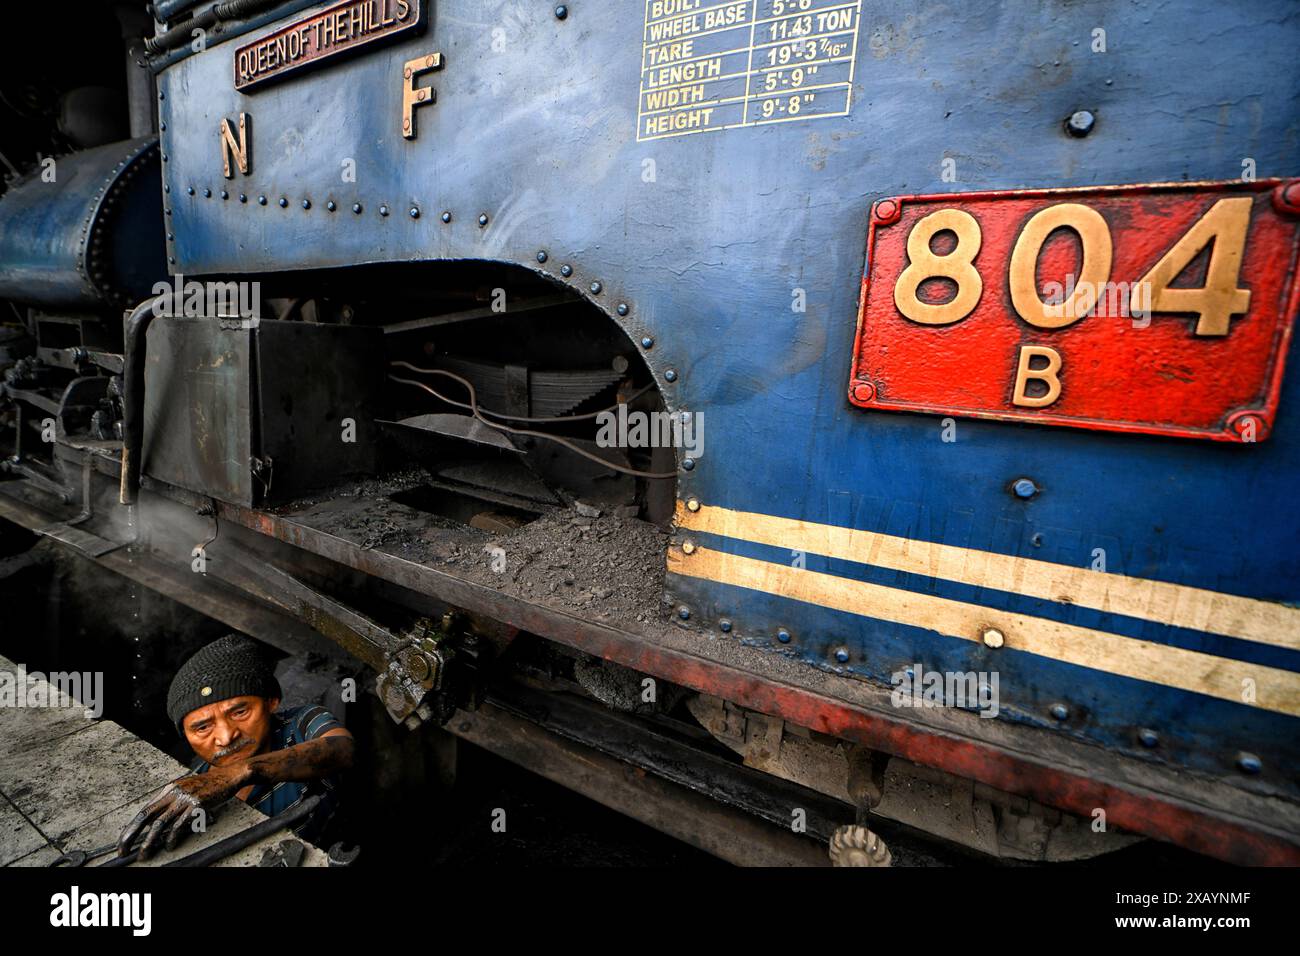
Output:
0,445,1297,866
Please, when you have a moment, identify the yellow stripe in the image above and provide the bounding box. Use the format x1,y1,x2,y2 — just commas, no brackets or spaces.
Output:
669,546,1300,717
677,503,1300,652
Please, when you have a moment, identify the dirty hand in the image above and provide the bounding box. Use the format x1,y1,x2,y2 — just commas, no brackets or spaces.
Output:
117,764,247,859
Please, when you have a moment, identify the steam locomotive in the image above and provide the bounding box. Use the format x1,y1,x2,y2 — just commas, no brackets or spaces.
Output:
1,0,1296,865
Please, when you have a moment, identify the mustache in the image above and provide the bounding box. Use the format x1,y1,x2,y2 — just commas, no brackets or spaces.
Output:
212,737,253,760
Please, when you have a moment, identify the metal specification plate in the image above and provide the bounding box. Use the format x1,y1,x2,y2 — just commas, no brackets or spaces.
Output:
848,179,1300,442
638,0,862,141
234,0,425,92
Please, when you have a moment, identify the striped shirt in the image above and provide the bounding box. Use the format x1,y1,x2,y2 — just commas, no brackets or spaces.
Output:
190,705,343,844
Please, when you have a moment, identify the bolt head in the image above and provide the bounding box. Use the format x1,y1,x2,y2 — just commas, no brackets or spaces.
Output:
834,646,849,662
1013,478,1039,499
1050,703,1069,721
981,627,1005,648
777,629,792,644
560,264,573,277
641,336,654,349
686,498,700,512
876,199,897,220
682,457,695,471
851,381,876,403
617,302,629,316
1066,109,1095,137
664,369,677,382
719,619,732,633
590,281,602,294
537,250,547,262
681,540,696,554
1236,752,1262,775
677,606,690,620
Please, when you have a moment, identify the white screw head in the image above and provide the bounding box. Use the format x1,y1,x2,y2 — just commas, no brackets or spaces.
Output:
981,628,1005,648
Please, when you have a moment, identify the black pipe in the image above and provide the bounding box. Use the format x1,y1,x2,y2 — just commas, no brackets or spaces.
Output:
119,300,157,505
144,0,284,55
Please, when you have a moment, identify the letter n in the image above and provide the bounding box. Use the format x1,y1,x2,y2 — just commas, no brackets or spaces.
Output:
220,113,251,178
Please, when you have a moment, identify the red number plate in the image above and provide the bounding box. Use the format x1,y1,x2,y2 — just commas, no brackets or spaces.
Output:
848,179,1300,441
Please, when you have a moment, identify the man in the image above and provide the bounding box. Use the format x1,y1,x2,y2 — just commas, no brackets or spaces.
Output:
118,633,354,860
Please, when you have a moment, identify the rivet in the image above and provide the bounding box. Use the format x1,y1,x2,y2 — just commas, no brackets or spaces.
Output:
537,251,548,263
555,4,568,19
258,195,267,204
590,281,602,294
681,540,696,554
159,121,166,131
326,200,336,211
239,194,247,203
203,188,211,198
220,190,228,200
981,627,1005,648
1066,109,1096,137
164,184,170,193
409,206,420,219
1236,752,1262,775
641,336,654,349
159,91,165,100
168,256,175,264
682,457,695,471
664,368,677,382
478,213,489,226
1138,729,1159,748
1050,703,1069,721
277,197,287,208
719,619,732,633
161,154,167,162
302,198,311,209
166,233,174,241
678,606,690,621
187,186,194,195
353,203,363,214
1012,478,1039,499
834,646,849,662
686,497,700,512
379,204,389,216
165,207,172,216
777,629,792,644
617,302,629,316
560,264,572,277
441,211,451,223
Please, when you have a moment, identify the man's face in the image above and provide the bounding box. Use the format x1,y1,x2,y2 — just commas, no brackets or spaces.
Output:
182,695,280,766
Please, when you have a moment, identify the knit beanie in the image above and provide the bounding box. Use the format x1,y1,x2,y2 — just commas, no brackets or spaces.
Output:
166,634,281,734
